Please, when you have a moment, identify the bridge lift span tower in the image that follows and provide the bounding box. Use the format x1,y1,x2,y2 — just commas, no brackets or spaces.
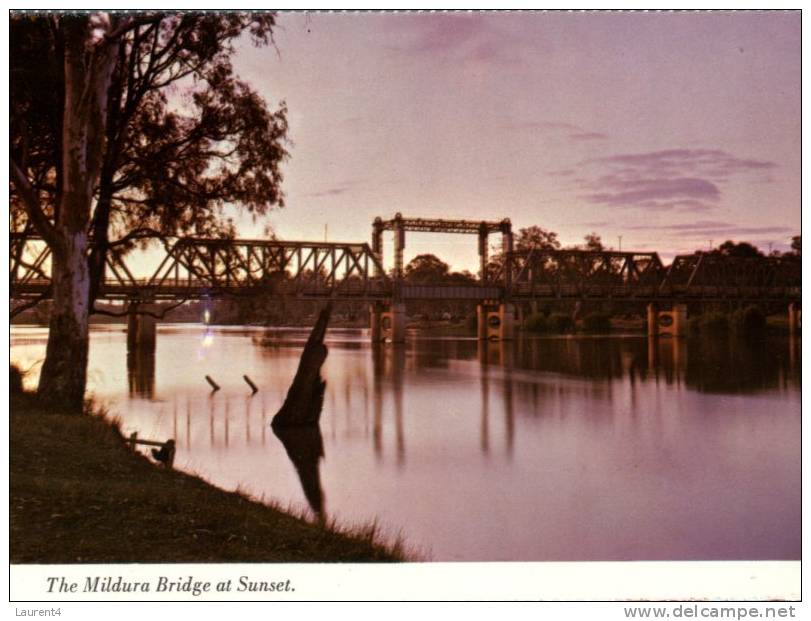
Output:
369,213,515,342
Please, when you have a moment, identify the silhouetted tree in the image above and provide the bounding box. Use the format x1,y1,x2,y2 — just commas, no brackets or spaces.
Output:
790,235,801,256
713,240,763,258
10,11,288,408
445,269,477,284
404,254,450,283
515,225,561,251
486,225,561,280
582,232,604,251
11,14,131,408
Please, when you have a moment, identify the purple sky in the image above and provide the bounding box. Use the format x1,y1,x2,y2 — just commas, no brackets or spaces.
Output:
229,11,800,271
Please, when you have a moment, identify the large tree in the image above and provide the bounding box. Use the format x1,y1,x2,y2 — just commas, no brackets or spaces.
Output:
515,225,561,252
713,240,763,258
404,253,450,284
10,12,289,409
790,235,801,256
486,224,561,281
581,232,604,252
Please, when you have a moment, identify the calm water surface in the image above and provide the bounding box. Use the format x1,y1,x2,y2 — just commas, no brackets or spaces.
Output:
11,324,801,561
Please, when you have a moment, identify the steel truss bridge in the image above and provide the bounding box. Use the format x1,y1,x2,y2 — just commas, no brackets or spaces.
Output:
10,215,801,311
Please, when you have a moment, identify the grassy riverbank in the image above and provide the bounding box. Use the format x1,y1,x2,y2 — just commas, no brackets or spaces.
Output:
10,389,405,563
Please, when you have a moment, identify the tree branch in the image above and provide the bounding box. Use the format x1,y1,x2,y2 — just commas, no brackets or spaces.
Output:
107,227,164,247
104,15,161,41
10,159,61,249
10,287,52,319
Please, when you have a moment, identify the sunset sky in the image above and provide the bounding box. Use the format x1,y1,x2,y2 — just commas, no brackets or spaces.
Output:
229,11,800,272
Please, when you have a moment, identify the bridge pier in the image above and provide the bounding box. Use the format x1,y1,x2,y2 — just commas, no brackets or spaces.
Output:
647,303,687,337
788,302,801,335
127,305,157,352
370,302,406,343
477,302,515,341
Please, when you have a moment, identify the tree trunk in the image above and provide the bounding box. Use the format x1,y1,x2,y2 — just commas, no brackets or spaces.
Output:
36,16,120,410
37,234,91,409
87,192,112,306
87,53,125,307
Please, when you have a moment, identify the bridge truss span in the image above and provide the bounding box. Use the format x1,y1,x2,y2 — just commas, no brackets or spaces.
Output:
659,252,801,301
9,217,802,311
146,237,392,300
503,248,666,300
10,235,393,307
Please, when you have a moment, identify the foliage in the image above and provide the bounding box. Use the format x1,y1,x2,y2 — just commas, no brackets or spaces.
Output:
712,240,763,258
486,225,562,280
581,233,605,251
402,254,476,319
10,12,289,306
524,312,548,333
10,12,289,406
688,312,729,336
790,235,801,256
404,254,450,283
582,312,611,333
445,270,477,285
547,312,574,333
686,315,702,336
702,312,730,334
731,306,767,337
515,225,561,252
688,307,766,337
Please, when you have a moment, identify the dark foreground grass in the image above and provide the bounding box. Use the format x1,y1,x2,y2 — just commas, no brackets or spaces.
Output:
10,392,406,563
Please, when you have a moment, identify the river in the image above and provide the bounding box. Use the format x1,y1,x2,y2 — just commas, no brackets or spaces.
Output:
10,324,801,561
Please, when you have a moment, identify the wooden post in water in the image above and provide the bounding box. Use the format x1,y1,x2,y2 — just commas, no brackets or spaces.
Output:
243,375,259,394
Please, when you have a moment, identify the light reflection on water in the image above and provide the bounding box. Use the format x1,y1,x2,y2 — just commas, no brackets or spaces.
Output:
11,324,801,561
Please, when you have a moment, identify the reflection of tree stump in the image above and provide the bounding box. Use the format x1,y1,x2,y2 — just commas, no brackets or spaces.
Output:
271,304,331,427
271,304,330,517
272,425,325,515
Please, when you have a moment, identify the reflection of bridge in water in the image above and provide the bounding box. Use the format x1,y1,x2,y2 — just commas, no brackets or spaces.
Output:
11,213,801,344
107,327,801,558
121,332,800,516
128,335,800,453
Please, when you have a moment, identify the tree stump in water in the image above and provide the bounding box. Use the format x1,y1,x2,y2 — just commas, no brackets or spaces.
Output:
271,304,332,427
